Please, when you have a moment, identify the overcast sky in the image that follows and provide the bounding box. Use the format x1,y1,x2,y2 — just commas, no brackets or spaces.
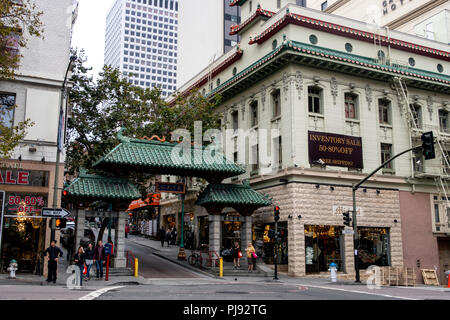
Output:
71,0,115,78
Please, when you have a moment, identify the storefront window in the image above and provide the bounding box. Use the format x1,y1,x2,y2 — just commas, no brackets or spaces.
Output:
222,220,241,250
1,192,47,273
305,225,344,273
357,227,390,269
253,222,288,265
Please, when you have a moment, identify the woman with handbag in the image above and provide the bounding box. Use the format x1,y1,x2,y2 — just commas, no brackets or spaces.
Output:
74,246,85,286
232,241,242,269
245,242,256,272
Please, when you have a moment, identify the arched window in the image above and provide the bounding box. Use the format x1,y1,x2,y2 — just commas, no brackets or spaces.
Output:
232,67,237,76
308,86,323,114
216,78,221,87
344,93,358,119
272,39,278,50
250,100,258,127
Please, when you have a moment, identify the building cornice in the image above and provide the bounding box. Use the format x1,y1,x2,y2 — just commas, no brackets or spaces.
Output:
230,6,275,35
207,40,449,102
386,0,448,30
324,0,351,13
229,0,247,7
249,10,450,61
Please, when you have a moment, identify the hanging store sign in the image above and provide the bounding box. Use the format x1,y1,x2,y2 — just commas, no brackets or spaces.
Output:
333,205,363,217
308,131,363,169
155,182,186,194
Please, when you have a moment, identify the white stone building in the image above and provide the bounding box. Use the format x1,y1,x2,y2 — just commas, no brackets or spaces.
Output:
165,1,449,281
0,0,78,273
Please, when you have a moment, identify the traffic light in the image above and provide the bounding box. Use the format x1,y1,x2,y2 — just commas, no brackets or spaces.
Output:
421,131,435,160
343,211,352,227
55,218,66,229
268,229,275,239
274,206,280,222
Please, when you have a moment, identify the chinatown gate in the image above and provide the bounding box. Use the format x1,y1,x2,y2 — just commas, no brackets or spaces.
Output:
64,129,271,266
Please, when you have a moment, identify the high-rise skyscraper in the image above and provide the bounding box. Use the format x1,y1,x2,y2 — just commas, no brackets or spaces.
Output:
105,0,179,98
177,0,241,89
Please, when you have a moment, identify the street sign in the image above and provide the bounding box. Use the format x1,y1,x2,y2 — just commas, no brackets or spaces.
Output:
155,182,186,194
342,229,355,235
41,207,71,218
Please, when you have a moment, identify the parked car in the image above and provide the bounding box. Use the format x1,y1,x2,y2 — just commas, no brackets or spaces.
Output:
60,225,95,248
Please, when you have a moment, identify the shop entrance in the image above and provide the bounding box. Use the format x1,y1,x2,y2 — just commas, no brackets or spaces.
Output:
222,220,241,250
197,216,209,249
357,227,390,269
1,216,46,273
305,225,344,274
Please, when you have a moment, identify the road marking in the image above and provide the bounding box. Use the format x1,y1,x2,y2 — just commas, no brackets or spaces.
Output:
302,284,418,300
79,286,124,300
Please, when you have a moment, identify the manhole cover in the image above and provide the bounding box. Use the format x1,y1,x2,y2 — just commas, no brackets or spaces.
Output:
215,291,249,294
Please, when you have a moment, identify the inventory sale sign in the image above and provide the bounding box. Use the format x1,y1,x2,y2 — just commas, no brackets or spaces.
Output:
308,131,363,169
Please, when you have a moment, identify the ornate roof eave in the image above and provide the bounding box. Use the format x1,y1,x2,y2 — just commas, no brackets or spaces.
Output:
168,48,244,106
230,7,275,36
249,11,450,62
229,0,247,7
205,41,450,103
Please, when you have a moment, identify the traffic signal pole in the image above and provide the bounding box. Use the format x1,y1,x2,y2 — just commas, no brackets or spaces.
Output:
274,220,278,280
351,144,422,282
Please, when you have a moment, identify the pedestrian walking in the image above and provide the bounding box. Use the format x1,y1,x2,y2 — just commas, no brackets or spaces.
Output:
165,230,172,247
159,227,166,247
44,240,63,284
171,227,177,245
232,241,242,269
66,233,75,263
73,246,85,286
245,242,256,272
93,240,106,279
84,242,94,280
125,224,130,238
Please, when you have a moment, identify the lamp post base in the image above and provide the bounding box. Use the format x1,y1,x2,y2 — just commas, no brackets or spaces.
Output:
178,247,186,260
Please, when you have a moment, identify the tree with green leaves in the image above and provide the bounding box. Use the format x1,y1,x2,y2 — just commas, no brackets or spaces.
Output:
0,0,42,158
66,57,221,175
0,0,44,79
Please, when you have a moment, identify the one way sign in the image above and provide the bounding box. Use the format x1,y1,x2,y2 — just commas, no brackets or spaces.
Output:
41,208,71,218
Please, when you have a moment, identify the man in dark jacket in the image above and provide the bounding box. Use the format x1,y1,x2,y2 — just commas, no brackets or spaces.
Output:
93,240,106,279
159,227,166,247
44,240,63,284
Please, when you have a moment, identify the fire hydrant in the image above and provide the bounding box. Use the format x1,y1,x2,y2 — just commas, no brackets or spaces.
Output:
328,262,337,283
7,260,18,279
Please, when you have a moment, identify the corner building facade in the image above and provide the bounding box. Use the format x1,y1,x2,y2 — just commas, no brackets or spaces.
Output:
169,0,450,281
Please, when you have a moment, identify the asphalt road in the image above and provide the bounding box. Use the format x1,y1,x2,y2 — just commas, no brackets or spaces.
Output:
125,239,201,279
96,280,400,300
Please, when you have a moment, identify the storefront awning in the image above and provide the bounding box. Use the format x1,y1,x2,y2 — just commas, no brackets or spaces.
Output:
127,194,161,211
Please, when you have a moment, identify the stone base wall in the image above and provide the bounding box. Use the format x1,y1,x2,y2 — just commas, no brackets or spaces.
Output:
254,182,404,277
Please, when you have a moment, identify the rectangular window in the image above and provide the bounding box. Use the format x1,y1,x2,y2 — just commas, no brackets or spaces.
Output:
381,143,393,170
251,144,259,173
0,94,15,130
321,1,328,11
250,101,258,127
232,111,238,132
272,90,281,118
410,104,422,129
378,99,391,125
345,93,357,119
439,109,449,133
308,87,322,114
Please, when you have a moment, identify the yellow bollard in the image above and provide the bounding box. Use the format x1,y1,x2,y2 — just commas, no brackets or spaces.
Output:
134,258,138,278
219,257,223,278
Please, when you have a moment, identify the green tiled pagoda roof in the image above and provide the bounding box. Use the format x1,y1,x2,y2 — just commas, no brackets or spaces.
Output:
64,173,140,201
93,131,246,182
196,182,272,207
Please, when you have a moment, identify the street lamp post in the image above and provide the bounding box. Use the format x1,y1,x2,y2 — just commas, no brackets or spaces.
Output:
51,55,77,241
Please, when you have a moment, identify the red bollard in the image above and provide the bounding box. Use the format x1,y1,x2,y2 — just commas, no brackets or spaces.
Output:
105,254,110,281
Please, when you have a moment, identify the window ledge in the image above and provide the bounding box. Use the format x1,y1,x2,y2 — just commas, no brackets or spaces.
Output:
250,170,259,176
345,119,360,123
309,113,324,118
382,168,395,175
379,124,393,129
271,115,281,122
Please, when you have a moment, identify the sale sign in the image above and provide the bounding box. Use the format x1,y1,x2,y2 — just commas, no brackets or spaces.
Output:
0,170,29,185
5,193,46,215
